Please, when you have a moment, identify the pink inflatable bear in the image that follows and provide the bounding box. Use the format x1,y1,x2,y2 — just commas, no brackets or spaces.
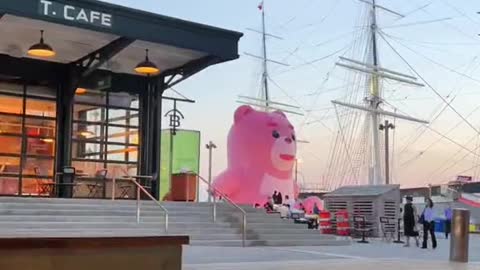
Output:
212,105,298,205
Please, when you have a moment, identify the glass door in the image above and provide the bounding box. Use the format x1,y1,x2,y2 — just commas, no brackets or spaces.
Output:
0,82,56,196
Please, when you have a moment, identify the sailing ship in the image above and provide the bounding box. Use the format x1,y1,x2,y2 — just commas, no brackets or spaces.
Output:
325,0,429,189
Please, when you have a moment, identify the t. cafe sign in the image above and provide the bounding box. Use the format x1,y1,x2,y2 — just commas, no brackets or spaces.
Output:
38,0,113,28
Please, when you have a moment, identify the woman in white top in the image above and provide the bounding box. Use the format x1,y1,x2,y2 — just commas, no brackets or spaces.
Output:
421,198,437,249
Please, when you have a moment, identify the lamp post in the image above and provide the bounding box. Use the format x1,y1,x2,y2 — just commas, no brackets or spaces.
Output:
379,120,395,185
295,158,303,184
206,141,217,202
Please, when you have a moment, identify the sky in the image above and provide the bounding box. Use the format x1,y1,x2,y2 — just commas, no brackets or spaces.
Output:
104,0,480,191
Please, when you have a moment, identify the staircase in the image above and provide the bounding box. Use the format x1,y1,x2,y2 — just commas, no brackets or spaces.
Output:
0,197,348,247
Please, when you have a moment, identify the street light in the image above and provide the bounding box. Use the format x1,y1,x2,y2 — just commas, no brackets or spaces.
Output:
206,141,217,202
295,158,303,184
379,120,395,185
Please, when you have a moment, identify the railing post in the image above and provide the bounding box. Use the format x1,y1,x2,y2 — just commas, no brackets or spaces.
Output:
242,215,247,248
393,217,404,244
186,177,189,202
136,186,141,223
165,212,169,233
450,209,470,263
213,194,217,223
111,177,116,201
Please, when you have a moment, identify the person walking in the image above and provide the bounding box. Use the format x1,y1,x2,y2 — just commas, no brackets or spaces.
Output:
444,204,453,239
421,198,437,249
403,196,419,247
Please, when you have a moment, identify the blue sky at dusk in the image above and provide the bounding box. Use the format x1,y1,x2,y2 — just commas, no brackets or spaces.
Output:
105,0,480,190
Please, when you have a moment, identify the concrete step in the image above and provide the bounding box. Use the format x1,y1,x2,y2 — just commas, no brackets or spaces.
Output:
0,198,263,212
0,214,283,225
0,201,257,211
190,239,350,247
0,220,238,230
251,233,336,241
0,197,349,247
0,228,241,240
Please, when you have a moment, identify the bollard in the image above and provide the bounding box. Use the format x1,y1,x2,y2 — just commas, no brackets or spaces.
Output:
393,218,404,244
450,209,470,263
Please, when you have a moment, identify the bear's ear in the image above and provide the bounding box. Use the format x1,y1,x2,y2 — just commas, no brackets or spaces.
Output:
234,105,253,123
273,110,286,118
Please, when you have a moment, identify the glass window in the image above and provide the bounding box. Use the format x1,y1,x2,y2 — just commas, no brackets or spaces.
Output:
0,115,23,135
26,138,55,156
106,145,137,162
108,109,127,125
21,177,54,196
107,127,138,145
128,150,138,162
0,176,19,195
25,118,56,138
108,109,139,127
0,136,22,155
0,94,23,114
129,116,139,127
26,98,56,117
107,126,128,144
73,123,104,142
72,160,105,176
22,157,54,177
74,104,106,122
131,99,139,110
0,82,23,95
0,82,56,196
72,142,104,160
27,86,56,98
72,88,139,194
0,156,21,174
74,89,106,105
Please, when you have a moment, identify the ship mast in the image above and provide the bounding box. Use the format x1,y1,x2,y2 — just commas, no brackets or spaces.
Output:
238,1,303,116
261,0,270,108
332,0,428,186
369,0,382,185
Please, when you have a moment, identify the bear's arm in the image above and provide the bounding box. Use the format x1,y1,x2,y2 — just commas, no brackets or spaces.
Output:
211,170,241,198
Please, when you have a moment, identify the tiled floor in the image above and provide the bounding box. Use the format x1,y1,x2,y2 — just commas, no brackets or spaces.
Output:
184,260,478,270
183,235,480,269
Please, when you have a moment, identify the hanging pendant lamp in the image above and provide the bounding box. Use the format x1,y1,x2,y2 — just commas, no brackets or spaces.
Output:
75,88,87,95
134,49,159,75
28,30,56,58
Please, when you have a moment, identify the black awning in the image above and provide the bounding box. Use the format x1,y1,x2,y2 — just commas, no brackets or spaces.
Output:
0,0,242,76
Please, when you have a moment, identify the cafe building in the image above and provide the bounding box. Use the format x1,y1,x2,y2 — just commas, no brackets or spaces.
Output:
0,0,242,198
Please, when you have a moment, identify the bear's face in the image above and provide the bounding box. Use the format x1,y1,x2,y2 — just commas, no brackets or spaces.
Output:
268,115,296,172
231,105,296,176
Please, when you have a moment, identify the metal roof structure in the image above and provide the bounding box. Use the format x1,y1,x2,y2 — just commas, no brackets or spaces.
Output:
324,185,401,197
0,0,243,82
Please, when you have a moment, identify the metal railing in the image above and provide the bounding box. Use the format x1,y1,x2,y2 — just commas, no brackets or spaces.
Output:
194,173,247,247
460,192,480,203
443,187,461,201
112,176,169,233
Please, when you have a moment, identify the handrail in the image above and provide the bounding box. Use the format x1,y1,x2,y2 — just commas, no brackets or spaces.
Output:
460,192,480,203
193,173,247,247
444,187,461,201
113,176,169,233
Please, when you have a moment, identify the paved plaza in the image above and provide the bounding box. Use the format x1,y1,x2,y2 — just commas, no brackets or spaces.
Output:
184,235,480,269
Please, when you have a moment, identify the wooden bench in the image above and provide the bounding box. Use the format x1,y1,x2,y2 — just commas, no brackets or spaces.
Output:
0,236,189,270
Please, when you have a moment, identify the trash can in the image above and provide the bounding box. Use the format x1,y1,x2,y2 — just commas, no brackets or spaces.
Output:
450,209,470,263
434,218,445,233
170,173,198,201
